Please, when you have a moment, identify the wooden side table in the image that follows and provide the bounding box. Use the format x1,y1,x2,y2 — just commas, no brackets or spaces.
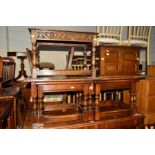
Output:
7,51,28,81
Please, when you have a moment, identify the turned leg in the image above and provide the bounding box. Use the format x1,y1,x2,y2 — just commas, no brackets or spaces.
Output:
31,35,37,78
38,86,44,115
91,35,97,77
130,83,137,115
83,93,88,110
31,82,38,114
83,46,87,70
94,83,101,121
95,84,100,110
7,115,11,129
13,98,17,128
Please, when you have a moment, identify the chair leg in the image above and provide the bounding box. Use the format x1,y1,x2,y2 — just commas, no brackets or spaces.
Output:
147,45,150,65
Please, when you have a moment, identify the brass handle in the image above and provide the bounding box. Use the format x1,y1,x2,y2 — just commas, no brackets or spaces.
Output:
106,50,110,56
70,86,75,89
89,86,94,90
101,57,105,61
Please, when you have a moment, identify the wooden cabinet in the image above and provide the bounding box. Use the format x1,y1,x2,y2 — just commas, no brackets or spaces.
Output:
137,77,155,124
98,45,141,75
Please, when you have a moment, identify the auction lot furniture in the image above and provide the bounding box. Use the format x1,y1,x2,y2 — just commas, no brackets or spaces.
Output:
97,44,141,76
28,28,97,78
24,29,144,129
137,76,155,125
24,75,144,129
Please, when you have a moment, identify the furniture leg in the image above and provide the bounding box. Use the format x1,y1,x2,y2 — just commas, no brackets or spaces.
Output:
38,85,44,114
31,82,38,114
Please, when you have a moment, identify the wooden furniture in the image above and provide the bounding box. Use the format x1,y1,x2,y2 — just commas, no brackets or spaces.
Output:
7,51,28,81
96,26,123,45
147,65,155,76
28,28,97,78
137,76,155,125
25,77,92,114
0,56,24,128
122,26,152,65
0,98,15,129
26,48,55,75
98,45,141,76
24,29,144,129
0,57,15,87
24,75,144,129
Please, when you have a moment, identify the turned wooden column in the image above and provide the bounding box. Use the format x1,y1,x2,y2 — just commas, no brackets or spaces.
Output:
83,84,89,110
91,35,97,77
31,30,37,79
95,83,100,109
31,82,37,114
130,82,137,115
94,83,101,121
38,85,44,114
83,45,87,70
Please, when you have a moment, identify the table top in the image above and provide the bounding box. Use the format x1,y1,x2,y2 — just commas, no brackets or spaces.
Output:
28,28,97,44
28,28,97,35
24,75,145,83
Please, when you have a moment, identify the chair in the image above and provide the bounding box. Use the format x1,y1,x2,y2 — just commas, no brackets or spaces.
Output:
26,48,55,75
71,56,91,70
0,56,25,128
122,26,152,65
96,26,123,45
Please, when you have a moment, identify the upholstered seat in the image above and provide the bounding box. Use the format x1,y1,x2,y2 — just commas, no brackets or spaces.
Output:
98,37,121,44
122,39,148,46
26,48,55,74
39,62,55,70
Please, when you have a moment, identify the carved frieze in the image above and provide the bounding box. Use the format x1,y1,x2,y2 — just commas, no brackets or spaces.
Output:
35,30,94,42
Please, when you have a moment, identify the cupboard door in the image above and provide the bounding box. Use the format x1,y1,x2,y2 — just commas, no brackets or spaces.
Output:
121,49,140,75
98,45,140,76
99,47,120,75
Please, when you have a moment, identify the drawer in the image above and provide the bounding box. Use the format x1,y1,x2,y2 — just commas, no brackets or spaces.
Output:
99,81,132,91
41,83,85,92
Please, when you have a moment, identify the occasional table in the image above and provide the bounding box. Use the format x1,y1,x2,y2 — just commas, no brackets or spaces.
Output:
7,51,28,81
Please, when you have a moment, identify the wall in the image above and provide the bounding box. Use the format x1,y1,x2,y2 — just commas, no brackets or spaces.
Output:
0,26,155,78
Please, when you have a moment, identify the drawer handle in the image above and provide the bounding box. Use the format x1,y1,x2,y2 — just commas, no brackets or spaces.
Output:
106,50,110,52
101,57,104,61
89,86,94,90
70,86,75,89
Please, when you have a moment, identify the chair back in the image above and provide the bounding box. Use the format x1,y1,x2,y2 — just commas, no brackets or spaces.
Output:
71,57,91,70
97,26,123,45
0,56,16,88
128,26,151,46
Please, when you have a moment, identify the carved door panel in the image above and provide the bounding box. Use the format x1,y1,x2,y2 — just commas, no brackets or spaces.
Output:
99,47,120,75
